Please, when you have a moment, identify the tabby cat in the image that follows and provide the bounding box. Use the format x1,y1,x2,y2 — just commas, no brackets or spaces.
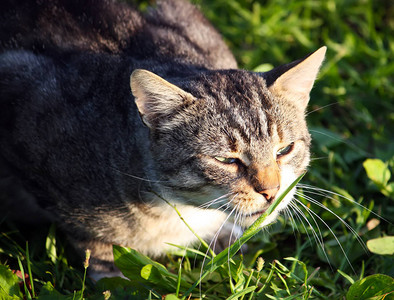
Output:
0,0,326,275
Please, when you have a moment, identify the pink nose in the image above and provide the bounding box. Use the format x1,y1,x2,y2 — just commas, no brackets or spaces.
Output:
258,186,279,202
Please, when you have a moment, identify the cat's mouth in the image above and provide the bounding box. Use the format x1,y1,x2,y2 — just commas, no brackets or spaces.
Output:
237,208,269,227
239,205,280,227
248,208,267,217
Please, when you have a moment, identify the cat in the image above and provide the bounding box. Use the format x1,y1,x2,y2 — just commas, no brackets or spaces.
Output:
0,0,326,275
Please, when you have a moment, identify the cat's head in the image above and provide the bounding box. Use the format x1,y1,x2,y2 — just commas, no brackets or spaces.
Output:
130,47,326,227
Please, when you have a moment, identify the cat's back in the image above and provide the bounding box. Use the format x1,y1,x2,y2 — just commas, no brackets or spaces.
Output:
0,50,144,208
0,0,142,54
0,0,237,69
0,0,237,222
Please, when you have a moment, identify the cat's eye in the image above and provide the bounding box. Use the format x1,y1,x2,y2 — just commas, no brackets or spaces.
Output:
214,157,239,164
276,143,294,158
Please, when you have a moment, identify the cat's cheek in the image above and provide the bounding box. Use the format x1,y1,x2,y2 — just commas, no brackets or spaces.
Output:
278,165,297,202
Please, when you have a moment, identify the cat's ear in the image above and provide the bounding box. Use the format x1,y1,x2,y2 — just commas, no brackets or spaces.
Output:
261,46,326,109
130,69,194,128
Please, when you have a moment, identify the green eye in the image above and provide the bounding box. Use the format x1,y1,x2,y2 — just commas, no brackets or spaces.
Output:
215,157,238,164
277,143,294,157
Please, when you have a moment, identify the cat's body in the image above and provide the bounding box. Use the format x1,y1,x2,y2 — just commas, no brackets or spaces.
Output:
0,0,325,274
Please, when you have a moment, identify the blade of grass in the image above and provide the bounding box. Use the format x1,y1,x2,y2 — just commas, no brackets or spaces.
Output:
17,256,32,300
25,242,35,298
165,243,212,260
240,269,254,300
226,286,256,300
176,262,182,297
257,261,276,294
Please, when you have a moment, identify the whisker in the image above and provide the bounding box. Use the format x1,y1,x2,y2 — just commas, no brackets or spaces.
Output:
289,200,332,267
209,193,237,216
228,210,242,250
308,130,370,156
227,210,242,287
288,202,313,243
298,184,390,224
293,193,328,248
208,206,238,254
293,197,357,273
198,193,232,209
283,207,297,234
215,202,231,212
199,198,228,210
287,203,315,247
296,193,369,254
199,203,239,293
305,102,340,116
289,201,328,254
110,167,168,183
284,207,306,243
309,156,329,161
203,196,238,261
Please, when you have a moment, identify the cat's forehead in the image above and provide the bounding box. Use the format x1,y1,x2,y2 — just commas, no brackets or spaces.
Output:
195,71,292,124
193,70,272,107
189,70,307,155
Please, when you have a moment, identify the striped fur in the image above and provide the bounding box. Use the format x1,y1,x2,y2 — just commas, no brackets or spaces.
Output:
0,0,325,275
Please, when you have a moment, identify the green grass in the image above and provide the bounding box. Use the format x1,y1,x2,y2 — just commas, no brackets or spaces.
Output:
1,0,393,299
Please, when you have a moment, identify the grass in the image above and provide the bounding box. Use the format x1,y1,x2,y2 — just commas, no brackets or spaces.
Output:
1,0,393,299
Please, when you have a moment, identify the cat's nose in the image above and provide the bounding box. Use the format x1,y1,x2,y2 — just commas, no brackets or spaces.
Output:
258,186,279,202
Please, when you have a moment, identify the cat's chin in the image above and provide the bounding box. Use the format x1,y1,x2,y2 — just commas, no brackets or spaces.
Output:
240,209,280,228
249,208,268,217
